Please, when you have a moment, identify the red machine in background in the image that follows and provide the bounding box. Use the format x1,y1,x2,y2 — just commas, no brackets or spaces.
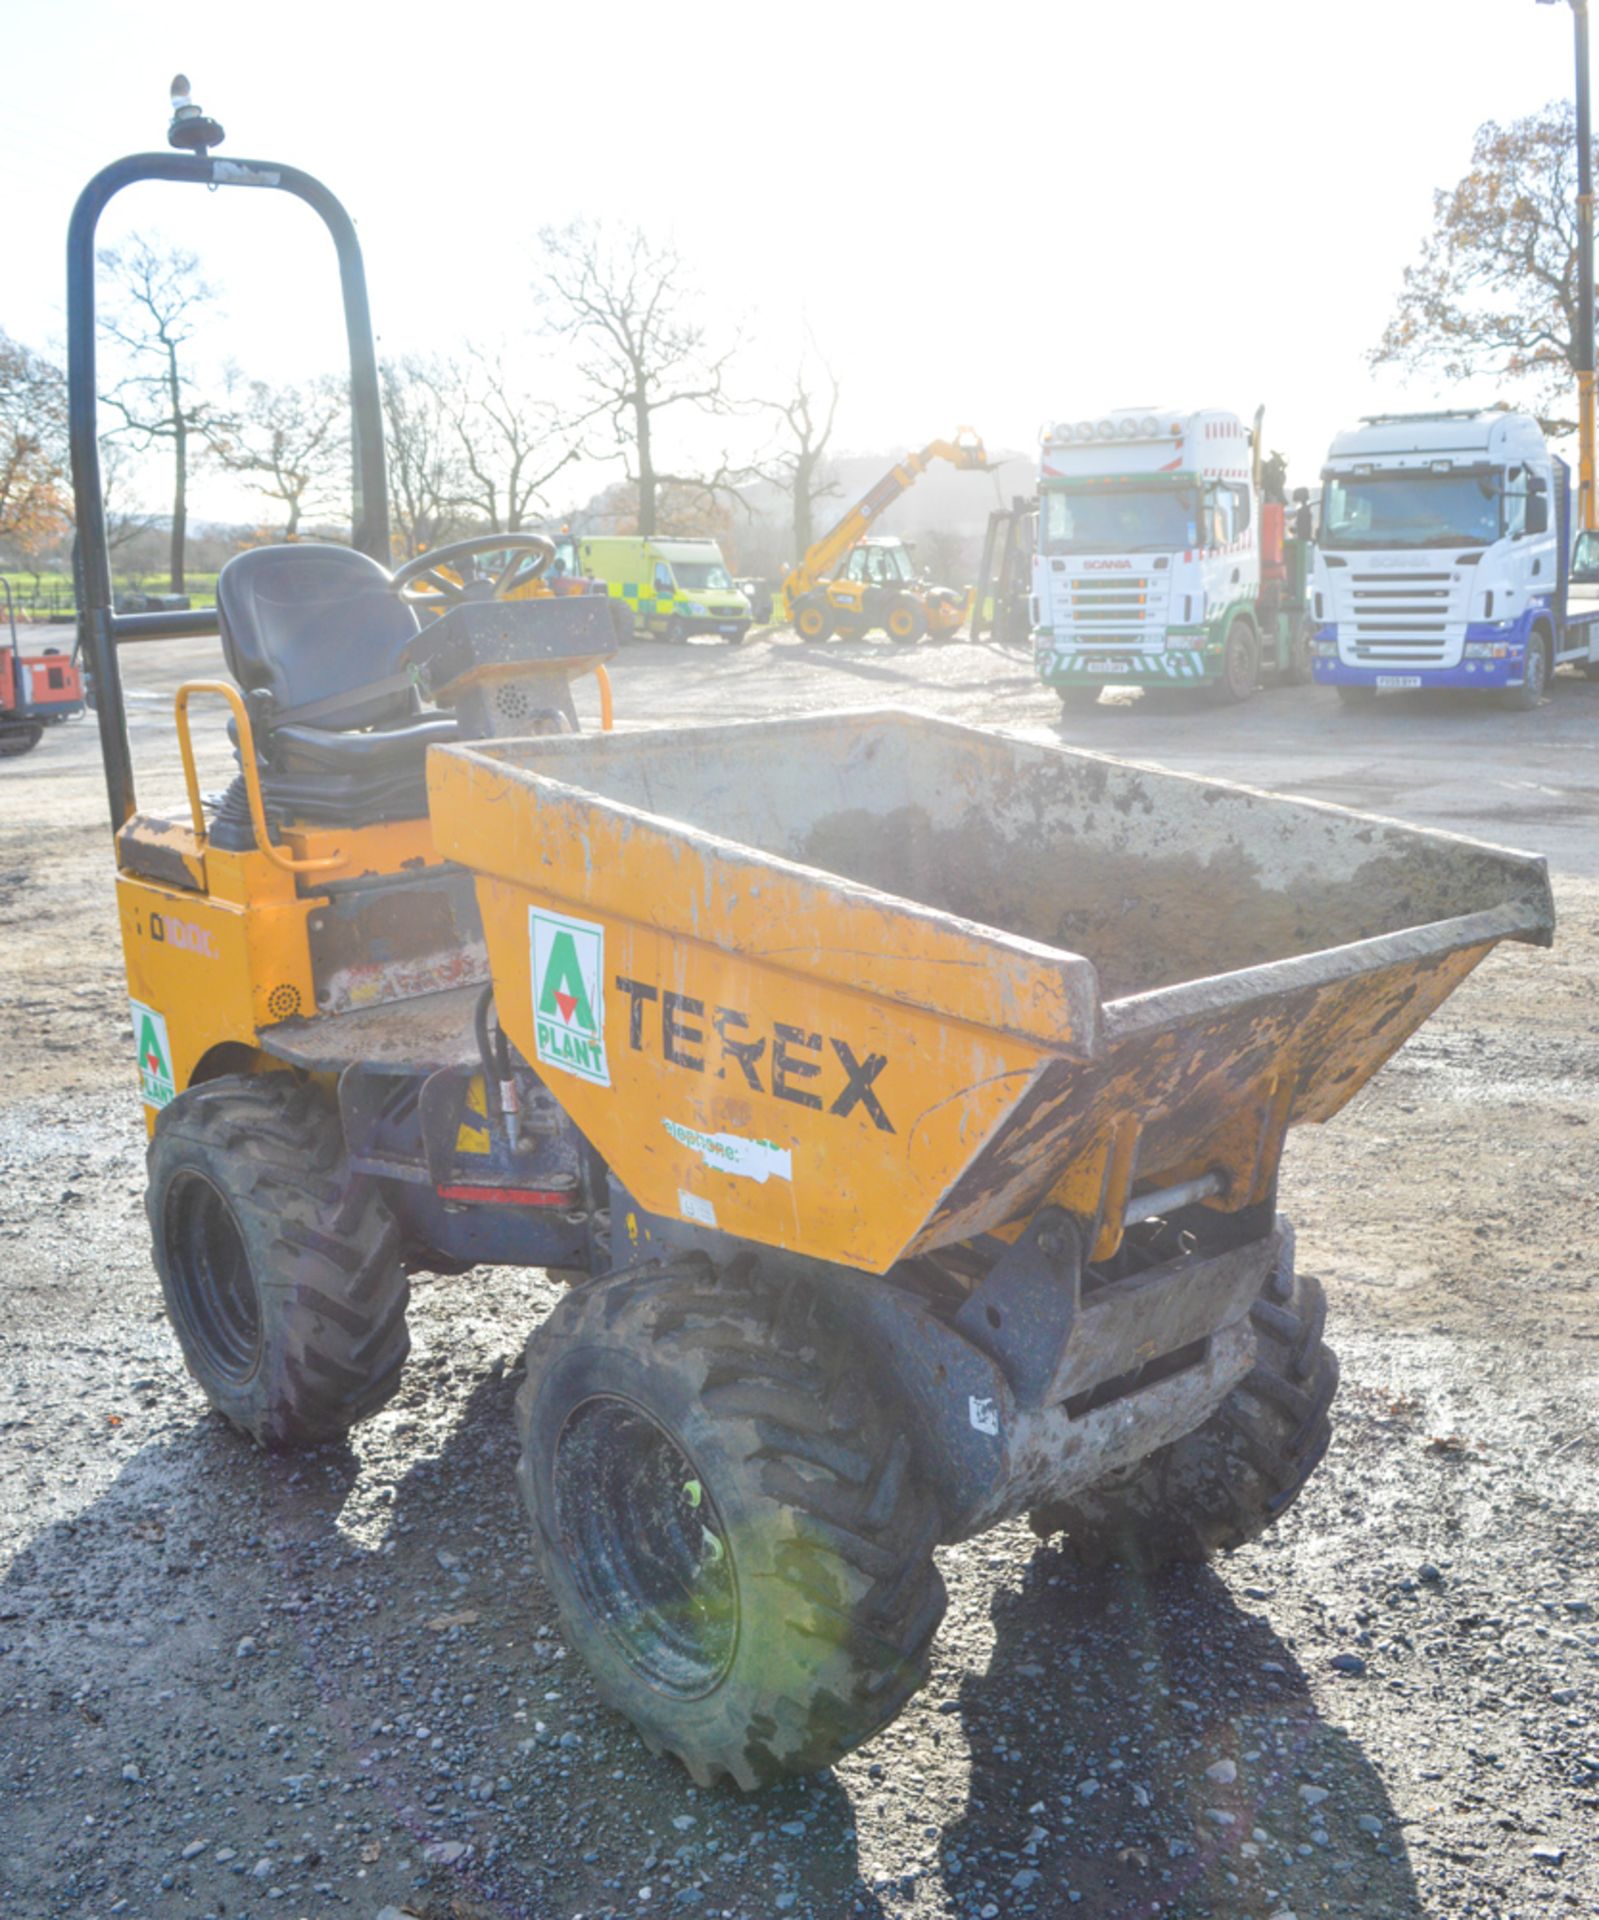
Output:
1,578,87,756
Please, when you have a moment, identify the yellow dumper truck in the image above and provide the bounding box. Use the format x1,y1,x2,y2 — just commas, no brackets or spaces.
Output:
72,104,1555,1788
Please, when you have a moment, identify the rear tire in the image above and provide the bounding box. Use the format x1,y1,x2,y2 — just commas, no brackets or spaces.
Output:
147,1074,410,1448
885,598,928,644
516,1258,946,1789
1030,1225,1338,1569
1284,617,1316,687
0,723,43,756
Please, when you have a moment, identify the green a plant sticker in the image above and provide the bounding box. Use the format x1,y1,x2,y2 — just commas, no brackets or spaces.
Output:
529,907,610,1087
130,998,176,1108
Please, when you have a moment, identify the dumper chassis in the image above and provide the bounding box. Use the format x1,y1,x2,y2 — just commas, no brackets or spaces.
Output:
70,104,1555,1789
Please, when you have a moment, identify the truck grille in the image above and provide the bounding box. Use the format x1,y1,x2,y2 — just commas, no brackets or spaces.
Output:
1344,570,1458,664
1056,573,1170,646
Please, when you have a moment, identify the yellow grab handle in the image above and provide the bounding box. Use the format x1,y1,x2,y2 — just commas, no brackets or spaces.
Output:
592,662,614,732
173,681,346,876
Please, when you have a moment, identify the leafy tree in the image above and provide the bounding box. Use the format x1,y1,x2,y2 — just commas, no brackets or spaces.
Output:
1371,101,1595,430
0,331,69,556
536,221,736,537
589,477,737,543
97,237,228,591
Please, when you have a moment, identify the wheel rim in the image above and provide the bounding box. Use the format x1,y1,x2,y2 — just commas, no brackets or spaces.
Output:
164,1172,261,1384
554,1394,737,1698
1529,638,1548,698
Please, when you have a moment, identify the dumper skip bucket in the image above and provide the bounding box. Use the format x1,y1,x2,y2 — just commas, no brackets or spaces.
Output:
428,710,1553,1273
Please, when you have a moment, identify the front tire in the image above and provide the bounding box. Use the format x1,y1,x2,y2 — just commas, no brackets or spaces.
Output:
516,1259,946,1788
147,1074,410,1448
794,597,833,643
1210,618,1259,705
1502,626,1551,710
1031,1225,1338,1569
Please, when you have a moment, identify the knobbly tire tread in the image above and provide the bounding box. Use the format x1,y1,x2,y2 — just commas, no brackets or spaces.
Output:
147,1073,409,1448
516,1258,947,1789
1033,1225,1338,1571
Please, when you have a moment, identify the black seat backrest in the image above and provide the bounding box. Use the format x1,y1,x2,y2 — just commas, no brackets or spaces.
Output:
218,544,421,732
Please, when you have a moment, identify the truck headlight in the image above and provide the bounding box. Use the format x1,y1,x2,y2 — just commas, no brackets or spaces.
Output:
1314,640,1337,657
685,601,707,616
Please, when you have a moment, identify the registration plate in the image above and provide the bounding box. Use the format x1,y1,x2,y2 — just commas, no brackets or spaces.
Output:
1375,675,1422,689
1084,660,1130,674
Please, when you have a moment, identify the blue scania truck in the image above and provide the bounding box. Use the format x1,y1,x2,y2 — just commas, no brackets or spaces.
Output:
1311,408,1599,709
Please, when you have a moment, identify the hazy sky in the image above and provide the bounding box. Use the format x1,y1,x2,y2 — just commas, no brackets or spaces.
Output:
3,0,1588,517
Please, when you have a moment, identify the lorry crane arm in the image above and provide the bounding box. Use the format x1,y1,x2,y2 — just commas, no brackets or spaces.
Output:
781,428,989,605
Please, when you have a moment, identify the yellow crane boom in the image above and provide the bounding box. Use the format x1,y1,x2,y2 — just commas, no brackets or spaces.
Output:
782,429,989,609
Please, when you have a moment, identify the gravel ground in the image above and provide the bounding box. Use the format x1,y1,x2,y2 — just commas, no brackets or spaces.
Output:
2,629,1597,1920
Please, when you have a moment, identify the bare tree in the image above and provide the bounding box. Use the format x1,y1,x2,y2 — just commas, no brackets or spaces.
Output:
97,238,229,592
215,373,349,539
536,221,736,537
99,436,162,555
1371,101,1595,429
0,331,69,556
763,339,841,562
380,357,462,559
914,525,969,586
440,344,583,533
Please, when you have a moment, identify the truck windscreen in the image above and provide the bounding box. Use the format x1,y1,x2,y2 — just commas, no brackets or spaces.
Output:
1043,488,1198,554
1321,472,1500,549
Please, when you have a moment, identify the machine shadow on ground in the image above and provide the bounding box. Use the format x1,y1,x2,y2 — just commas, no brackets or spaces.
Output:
0,1334,895,1918
935,1546,1422,1919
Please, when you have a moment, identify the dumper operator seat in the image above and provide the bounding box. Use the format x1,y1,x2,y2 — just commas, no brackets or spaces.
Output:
210,543,456,844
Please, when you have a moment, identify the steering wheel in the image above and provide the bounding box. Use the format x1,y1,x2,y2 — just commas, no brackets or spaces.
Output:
392,532,556,610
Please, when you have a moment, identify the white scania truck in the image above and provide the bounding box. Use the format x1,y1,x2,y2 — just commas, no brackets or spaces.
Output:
1311,409,1599,707
1031,406,1314,707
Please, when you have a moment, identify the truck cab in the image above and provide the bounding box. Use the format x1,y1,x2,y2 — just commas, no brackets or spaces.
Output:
1311,409,1566,705
1032,408,1283,703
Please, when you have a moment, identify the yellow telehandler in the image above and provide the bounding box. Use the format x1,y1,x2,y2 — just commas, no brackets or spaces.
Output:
781,431,990,641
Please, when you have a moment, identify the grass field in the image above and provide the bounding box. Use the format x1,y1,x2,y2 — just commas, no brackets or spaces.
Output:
1,571,218,622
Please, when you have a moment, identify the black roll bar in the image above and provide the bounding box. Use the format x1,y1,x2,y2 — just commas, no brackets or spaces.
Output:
67,151,390,834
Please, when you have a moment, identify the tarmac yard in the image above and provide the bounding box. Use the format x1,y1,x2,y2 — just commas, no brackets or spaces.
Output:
3,628,1598,1920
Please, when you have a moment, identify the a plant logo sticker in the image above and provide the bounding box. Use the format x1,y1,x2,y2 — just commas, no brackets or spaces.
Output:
131,999,176,1109
529,907,610,1087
